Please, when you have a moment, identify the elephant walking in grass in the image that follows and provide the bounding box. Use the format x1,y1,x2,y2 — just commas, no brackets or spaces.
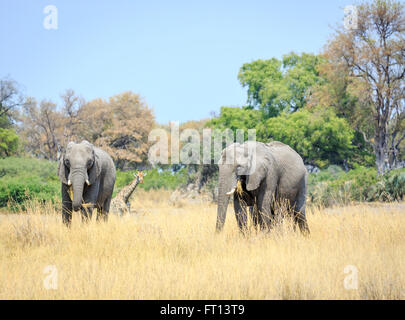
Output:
216,141,309,234
58,141,116,226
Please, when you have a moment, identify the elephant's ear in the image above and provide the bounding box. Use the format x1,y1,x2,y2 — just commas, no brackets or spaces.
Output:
88,151,102,185
57,155,69,185
246,149,269,191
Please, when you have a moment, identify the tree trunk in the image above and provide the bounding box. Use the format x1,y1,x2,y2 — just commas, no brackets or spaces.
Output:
375,128,389,176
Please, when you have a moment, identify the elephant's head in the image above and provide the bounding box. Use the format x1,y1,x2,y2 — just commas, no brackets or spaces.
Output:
58,141,101,211
216,141,271,231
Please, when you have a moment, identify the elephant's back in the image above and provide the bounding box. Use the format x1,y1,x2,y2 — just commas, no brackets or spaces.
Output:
95,147,116,178
266,141,307,177
266,141,288,148
266,142,307,201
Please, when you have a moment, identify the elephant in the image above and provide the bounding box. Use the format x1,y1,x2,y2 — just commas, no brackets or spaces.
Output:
57,141,116,226
216,141,309,234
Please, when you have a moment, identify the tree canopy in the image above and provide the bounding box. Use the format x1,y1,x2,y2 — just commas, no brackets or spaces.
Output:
264,108,355,168
238,52,324,117
78,92,155,169
324,0,405,174
18,91,155,168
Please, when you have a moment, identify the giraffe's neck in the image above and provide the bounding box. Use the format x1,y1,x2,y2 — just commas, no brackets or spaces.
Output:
121,177,140,203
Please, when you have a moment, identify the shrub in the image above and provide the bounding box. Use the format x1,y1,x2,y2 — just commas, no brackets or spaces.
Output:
114,168,188,196
0,157,59,210
308,166,405,207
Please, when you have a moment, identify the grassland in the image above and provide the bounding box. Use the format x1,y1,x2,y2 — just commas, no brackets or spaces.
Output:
0,190,404,299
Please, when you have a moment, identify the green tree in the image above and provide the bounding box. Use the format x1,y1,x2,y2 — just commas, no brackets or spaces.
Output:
324,0,405,174
0,78,22,157
262,107,354,168
0,77,24,121
238,52,324,118
0,127,18,157
208,106,262,139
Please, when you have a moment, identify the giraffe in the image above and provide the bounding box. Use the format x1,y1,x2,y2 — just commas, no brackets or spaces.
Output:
110,171,145,216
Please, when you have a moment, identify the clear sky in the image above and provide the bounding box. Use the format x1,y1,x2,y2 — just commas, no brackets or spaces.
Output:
1,0,352,123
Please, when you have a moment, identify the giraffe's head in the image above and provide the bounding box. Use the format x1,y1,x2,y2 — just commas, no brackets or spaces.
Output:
134,171,145,184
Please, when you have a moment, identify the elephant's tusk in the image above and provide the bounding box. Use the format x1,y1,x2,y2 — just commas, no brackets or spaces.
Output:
226,181,244,196
67,179,72,186
86,179,91,186
68,186,73,201
236,180,244,196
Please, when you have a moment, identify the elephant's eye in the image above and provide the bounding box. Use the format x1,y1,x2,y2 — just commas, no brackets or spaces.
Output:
64,159,70,167
87,159,93,168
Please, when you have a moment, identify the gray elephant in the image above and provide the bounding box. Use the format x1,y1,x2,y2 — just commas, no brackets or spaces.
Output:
216,141,309,234
57,141,116,226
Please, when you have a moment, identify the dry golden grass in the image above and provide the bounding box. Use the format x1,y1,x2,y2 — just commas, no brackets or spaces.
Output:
0,190,404,300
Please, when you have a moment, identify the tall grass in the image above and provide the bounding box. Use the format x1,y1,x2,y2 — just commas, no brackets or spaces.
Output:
0,190,404,299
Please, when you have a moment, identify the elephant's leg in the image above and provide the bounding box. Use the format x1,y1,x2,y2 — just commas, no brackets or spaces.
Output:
257,192,275,231
249,204,262,230
61,186,72,227
249,207,256,228
96,197,110,222
96,210,108,222
294,185,310,235
253,202,266,230
62,206,72,226
81,188,99,222
234,196,248,232
62,201,72,227
294,205,309,235
80,206,93,222
103,196,112,213
96,205,107,222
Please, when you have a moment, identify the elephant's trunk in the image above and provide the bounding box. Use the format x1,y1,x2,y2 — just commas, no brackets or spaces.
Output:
216,165,236,232
71,171,86,211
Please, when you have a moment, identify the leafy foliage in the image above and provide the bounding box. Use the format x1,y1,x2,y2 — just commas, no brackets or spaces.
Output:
19,99,62,160
238,52,324,117
208,106,261,140
78,92,155,168
263,107,355,167
309,166,405,207
0,157,59,209
0,157,190,209
18,91,155,168
324,0,405,174
115,168,188,194
0,127,19,157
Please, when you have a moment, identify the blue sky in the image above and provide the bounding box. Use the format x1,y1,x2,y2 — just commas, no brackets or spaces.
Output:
0,0,351,123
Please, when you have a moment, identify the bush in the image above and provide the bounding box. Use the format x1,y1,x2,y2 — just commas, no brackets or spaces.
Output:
0,157,191,209
308,166,405,207
0,157,59,209
367,171,405,202
114,168,188,195
2,157,403,211
0,128,19,157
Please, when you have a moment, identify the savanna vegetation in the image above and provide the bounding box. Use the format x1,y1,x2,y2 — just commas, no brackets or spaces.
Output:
0,0,404,301
0,192,404,299
2,0,404,209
